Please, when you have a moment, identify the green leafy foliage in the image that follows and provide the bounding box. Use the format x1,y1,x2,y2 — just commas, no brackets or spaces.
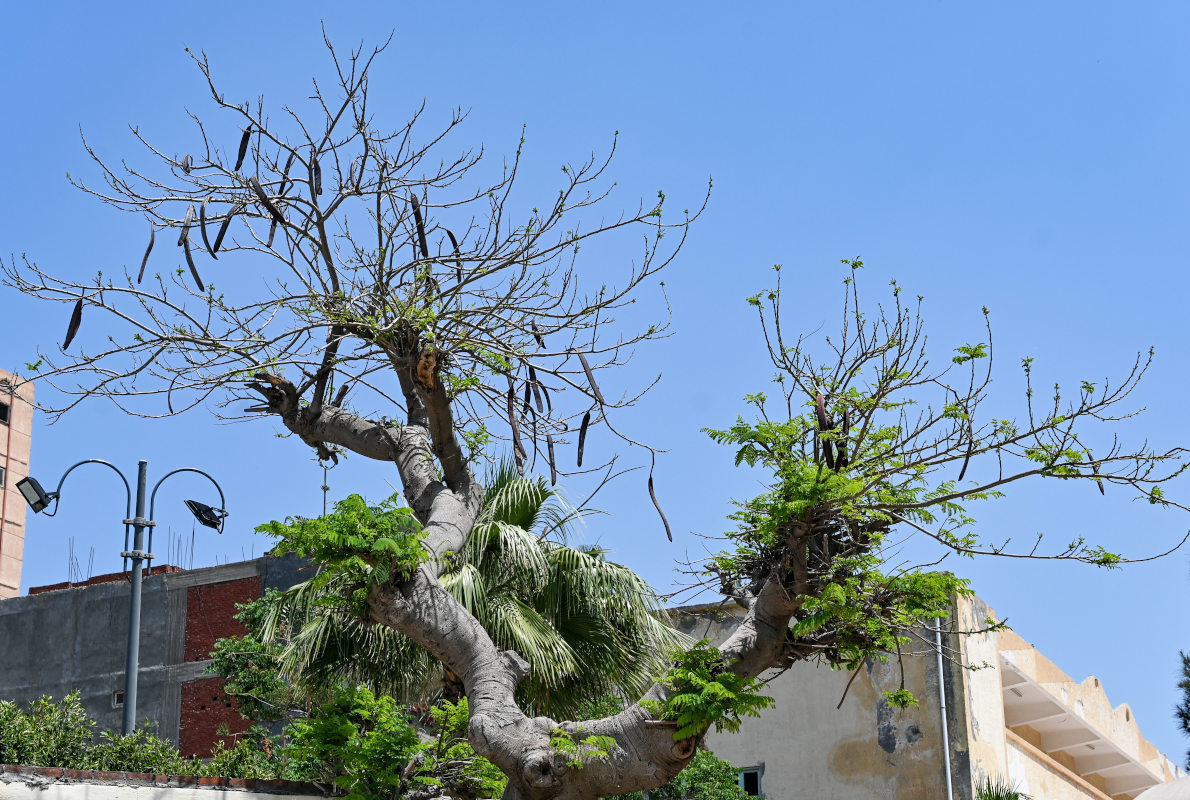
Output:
0,692,93,768
84,728,189,774
612,750,752,800
414,698,506,798
642,641,774,740
207,592,303,725
974,775,1032,800
259,494,425,615
283,685,419,799
548,727,616,769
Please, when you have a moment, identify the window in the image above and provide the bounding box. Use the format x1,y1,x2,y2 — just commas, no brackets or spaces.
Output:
0,466,5,489
0,401,9,425
111,690,125,709
739,766,763,796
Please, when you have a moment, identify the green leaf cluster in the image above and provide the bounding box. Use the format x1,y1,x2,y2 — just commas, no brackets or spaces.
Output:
548,726,616,769
258,494,425,615
642,641,774,741
611,750,753,800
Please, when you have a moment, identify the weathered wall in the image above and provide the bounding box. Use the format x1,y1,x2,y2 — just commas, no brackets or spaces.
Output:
671,604,958,800
0,553,307,755
0,370,34,600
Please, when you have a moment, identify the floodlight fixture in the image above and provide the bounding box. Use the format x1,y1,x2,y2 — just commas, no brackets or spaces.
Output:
16,476,54,513
184,499,227,532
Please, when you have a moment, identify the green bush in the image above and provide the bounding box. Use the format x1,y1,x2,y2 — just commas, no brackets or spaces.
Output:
84,728,189,774
0,692,93,768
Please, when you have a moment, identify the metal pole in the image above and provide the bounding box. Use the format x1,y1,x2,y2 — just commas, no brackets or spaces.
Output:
122,460,150,735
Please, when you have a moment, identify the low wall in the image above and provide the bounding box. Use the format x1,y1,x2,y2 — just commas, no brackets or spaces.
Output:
0,765,323,800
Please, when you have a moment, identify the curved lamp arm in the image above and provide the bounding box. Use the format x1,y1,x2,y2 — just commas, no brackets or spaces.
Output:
43,459,135,571
148,468,228,559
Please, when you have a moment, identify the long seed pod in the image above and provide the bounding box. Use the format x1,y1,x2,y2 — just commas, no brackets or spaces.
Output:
445,228,463,284
279,149,296,195
957,423,975,482
177,204,195,246
198,199,217,260
249,177,285,223
137,224,155,283
577,410,591,467
546,434,558,485
62,298,83,350
309,148,322,195
523,379,532,415
267,218,278,248
410,194,429,258
531,321,545,349
648,469,674,542
1091,460,1105,496
837,409,850,469
506,377,526,467
814,392,830,432
183,236,205,291
212,204,239,254
541,381,552,415
181,154,193,174
234,128,251,171
575,351,604,404
528,366,544,412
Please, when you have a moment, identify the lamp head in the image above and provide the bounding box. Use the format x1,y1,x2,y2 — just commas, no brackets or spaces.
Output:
16,476,54,513
184,500,227,532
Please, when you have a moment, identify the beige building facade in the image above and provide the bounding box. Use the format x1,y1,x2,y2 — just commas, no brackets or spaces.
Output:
672,594,1185,800
0,369,33,599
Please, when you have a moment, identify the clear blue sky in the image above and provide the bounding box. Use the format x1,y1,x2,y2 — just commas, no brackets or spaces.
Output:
2,1,1188,762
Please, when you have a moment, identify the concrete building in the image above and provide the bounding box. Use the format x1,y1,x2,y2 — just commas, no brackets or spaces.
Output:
0,370,34,599
673,594,1187,800
0,553,307,757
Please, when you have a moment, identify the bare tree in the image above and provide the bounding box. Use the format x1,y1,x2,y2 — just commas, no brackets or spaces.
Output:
6,39,1187,800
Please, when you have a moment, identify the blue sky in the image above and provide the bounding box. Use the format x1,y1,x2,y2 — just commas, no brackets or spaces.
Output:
2,1,1189,762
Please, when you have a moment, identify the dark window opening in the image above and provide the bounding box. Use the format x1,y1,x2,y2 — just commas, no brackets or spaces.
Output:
0,401,9,425
111,690,125,708
739,767,762,796
0,466,5,489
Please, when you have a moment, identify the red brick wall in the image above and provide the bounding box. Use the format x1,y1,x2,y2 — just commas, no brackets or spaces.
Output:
178,677,249,758
184,576,262,662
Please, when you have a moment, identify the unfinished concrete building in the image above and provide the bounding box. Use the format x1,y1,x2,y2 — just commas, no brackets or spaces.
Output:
673,594,1186,800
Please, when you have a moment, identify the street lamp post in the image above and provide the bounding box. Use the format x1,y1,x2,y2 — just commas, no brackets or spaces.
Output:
17,459,227,735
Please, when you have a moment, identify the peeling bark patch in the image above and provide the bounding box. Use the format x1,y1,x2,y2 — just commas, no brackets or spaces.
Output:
877,699,897,753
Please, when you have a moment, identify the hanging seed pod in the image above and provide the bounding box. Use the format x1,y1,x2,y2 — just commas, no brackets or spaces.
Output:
577,410,591,467
279,149,296,195
648,470,674,542
180,154,193,174
546,434,558,485
177,204,195,246
62,298,83,350
212,204,239,254
957,423,975,482
183,236,205,291
528,366,544,413
267,218,278,247
814,393,830,432
1091,461,1105,495
249,177,285,223
137,224,155,283
234,128,251,171
198,199,217,260
410,194,429,258
575,351,604,405
531,321,545,349
309,147,322,195
541,381,552,415
523,378,532,415
836,409,850,469
445,228,463,284
506,377,526,466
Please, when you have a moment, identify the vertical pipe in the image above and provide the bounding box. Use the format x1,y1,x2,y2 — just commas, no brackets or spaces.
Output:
123,460,148,735
936,617,954,800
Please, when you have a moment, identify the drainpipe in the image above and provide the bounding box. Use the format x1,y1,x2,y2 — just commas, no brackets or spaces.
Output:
936,617,954,800
0,385,14,586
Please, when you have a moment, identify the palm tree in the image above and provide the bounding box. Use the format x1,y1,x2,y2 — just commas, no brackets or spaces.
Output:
263,459,687,719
